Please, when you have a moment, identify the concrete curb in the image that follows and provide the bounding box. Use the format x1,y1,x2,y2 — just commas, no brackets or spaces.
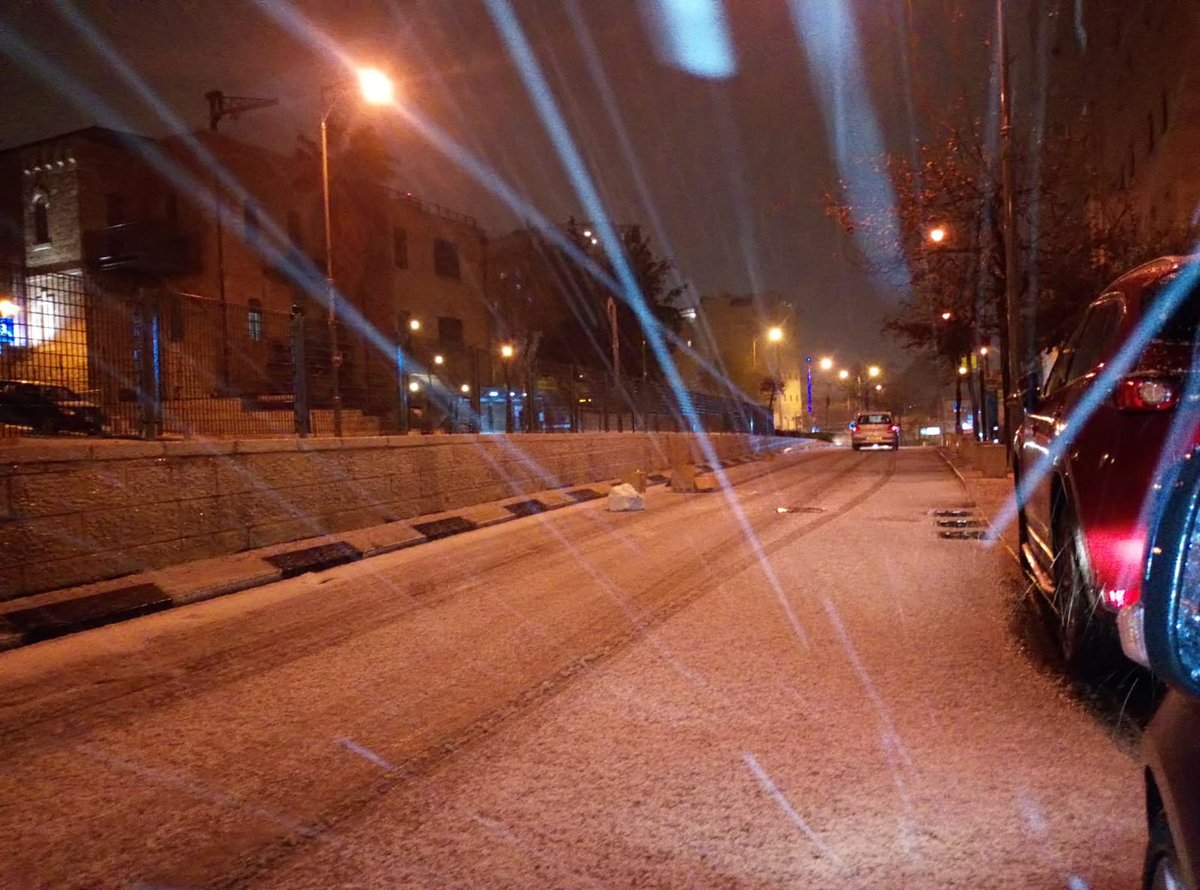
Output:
0,444,827,651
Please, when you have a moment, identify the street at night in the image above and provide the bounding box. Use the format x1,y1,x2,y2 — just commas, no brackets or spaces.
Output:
0,450,1145,888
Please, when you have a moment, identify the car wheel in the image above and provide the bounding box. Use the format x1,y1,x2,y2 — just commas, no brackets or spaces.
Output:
1144,810,1186,890
1051,504,1113,678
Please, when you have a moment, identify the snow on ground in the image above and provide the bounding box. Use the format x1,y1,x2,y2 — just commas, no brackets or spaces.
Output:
246,449,1144,889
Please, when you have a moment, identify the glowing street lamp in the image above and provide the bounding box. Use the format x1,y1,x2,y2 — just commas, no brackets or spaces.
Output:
868,365,881,379
500,343,516,432
433,354,444,366
928,225,947,244
321,65,395,436
819,356,833,371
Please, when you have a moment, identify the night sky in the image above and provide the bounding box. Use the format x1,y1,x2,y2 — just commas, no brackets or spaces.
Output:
0,0,991,370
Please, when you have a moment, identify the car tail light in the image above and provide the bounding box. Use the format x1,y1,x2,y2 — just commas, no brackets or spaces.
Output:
1115,376,1179,411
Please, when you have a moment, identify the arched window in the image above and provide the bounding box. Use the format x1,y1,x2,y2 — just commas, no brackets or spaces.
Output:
32,193,50,245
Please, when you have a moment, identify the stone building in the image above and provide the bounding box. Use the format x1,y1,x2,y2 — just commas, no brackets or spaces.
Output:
0,125,493,435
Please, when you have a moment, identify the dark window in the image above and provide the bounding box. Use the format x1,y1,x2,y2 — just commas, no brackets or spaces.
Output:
433,238,460,279
1072,301,1123,378
32,195,49,245
1143,272,1200,344
105,193,125,227
287,211,303,249
1044,317,1087,395
393,227,408,269
437,316,464,344
244,203,260,245
167,295,185,343
247,299,264,343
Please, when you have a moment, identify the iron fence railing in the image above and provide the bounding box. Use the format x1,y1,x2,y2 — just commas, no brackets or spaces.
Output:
0,264,769,440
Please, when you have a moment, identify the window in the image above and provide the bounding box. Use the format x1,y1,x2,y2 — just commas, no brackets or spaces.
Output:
247,299,264,343
1068,300,1123,380
167,295,185,343
105,193,125,227
287,211,303,248
433,238,460,279
437,316,464,344
32,194,49,245
393,227,408,269
244,203,260,246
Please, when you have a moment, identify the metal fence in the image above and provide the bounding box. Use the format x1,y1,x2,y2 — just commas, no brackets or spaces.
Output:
0,265,769,440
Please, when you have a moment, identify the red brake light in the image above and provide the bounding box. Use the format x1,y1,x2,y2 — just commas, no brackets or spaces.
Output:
1115,377,1178,411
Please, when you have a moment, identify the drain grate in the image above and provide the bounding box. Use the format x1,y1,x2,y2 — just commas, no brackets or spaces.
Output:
266,542,363,578
932,509,974,517
776,506,825,514
936,518,986,528
2,583,171,643
939,529,988,540
565,488,604,503
411,516,478,540
504,499,547,518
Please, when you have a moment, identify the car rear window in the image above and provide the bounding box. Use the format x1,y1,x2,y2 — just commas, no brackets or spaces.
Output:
1143,271,1200,344
857,414,891,425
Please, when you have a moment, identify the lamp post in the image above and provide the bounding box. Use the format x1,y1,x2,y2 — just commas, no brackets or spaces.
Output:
320,67,394,436
818,356,834,429
978,345,990,441
865,365,881,411
500,343,515,433
956,364,969,434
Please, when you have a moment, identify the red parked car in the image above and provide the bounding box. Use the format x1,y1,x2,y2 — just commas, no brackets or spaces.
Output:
1015,255,1200,676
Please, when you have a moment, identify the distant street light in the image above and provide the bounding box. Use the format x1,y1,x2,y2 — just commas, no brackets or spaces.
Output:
868,365,881,379
408,380,420,392
819,356,833,371
433,354,444,365
321,65,395,436
941,310,952,321
928,226,947,244
500,343,515,432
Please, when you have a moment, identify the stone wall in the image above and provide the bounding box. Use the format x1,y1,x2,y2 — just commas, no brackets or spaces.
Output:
0,432,775,600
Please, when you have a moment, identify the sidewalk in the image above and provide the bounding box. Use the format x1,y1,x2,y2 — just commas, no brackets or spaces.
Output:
936,446,1021,563
0,445,826,651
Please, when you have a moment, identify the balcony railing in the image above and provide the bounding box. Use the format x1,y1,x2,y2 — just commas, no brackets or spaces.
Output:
84,221,199,276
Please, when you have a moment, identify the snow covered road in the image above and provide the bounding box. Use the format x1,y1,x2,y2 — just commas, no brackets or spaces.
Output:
0,447,1144,888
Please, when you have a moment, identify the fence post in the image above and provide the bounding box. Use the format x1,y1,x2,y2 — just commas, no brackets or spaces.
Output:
134,288,162,440
291,305,310,436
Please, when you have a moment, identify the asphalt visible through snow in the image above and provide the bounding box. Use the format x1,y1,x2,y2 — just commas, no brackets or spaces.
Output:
0,448,1145,888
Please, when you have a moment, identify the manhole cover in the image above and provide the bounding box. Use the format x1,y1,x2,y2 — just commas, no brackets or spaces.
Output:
504,499,547,518
939,529,988,540
936,519,986,528
776,506,825,514
932,509,974,517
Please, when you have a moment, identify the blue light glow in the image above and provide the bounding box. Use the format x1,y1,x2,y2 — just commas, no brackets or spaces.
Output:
642,0,736,80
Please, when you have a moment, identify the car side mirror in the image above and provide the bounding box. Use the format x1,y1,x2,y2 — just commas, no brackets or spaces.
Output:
1140,448,1200,697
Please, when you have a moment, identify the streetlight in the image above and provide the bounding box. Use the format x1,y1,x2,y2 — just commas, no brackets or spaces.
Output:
928,225,947,244
500,343,515,433
321,66,394,436
956,364,969,434
978,345,991,441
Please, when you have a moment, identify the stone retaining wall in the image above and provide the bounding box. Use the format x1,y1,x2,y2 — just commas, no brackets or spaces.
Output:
1,432,776,600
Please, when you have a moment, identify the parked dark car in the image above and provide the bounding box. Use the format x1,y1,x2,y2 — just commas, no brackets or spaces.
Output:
1014,256,1200,675
849,412,899,450
1121,445,1200,890
0,380,107,435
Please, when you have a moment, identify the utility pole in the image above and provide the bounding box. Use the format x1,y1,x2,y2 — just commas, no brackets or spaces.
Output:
997,0,1024,455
